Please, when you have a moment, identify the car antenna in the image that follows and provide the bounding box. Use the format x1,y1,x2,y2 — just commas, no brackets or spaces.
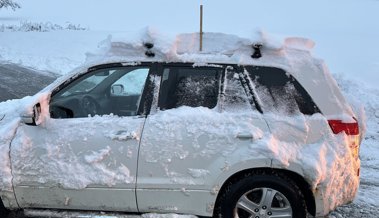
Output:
199,1,204,52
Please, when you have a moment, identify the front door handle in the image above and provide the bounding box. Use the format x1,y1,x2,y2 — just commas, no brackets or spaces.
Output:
109,130,135,141
236,133,254,140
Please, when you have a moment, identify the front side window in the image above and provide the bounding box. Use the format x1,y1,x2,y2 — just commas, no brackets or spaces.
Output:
50,66,149,118
245,66,320,115
158,66,222,110
111,69,149,97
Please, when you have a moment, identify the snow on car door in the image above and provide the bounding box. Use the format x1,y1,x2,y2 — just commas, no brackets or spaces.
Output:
10,65,153,212
136,65,271,215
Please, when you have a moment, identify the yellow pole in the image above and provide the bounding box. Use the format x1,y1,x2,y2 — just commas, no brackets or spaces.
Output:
200,4,203,52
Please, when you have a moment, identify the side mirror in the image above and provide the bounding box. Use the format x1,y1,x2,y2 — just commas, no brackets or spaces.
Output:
21,103,41,126
111,84,124,96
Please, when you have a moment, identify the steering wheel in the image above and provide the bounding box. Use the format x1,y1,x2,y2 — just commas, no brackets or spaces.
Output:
81,96,100,117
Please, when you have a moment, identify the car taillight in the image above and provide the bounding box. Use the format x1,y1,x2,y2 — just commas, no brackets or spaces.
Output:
328,119,359,135
328,119,360,160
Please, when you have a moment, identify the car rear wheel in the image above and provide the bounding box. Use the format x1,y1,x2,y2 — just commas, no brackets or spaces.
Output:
215,171,307,218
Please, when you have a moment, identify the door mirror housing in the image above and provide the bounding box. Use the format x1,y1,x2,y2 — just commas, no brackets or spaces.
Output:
111,84,125,96
21,103,42,126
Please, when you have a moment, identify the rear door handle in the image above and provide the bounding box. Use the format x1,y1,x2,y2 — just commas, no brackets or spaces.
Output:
236,133,254,140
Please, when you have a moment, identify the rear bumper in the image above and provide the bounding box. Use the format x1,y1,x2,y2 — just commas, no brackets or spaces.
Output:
314,169,360,217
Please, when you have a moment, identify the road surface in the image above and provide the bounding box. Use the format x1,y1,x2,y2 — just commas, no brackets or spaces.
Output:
0,63,57,102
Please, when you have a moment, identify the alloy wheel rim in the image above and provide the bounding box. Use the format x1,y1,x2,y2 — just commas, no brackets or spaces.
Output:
233,187,292,218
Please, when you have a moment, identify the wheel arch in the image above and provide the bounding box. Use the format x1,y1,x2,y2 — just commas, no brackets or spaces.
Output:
213,167,316,217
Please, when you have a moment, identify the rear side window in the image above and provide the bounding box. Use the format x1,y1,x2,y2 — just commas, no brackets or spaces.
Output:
245,66,320,115
222,66,252,112
158,66,222,110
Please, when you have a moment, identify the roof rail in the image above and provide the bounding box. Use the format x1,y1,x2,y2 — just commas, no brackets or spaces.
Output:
251,43,263,59
87,63,123,72
144,42,155,57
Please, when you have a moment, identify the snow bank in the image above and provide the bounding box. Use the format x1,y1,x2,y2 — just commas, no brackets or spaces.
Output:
332,74,378,207
0,31,114,75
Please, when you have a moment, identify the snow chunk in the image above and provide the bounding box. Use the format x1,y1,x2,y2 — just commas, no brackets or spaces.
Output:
84,146,111,164
284,37,315,50
106,130,139,141
187,168,210,178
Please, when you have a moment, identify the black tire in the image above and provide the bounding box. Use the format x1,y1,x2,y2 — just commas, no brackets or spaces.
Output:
0,201,10,218
215,170,307,218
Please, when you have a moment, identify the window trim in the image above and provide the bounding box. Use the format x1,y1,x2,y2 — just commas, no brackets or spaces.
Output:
243,66,321,115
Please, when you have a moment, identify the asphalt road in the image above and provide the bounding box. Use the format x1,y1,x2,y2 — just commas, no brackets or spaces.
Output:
0,63,57,102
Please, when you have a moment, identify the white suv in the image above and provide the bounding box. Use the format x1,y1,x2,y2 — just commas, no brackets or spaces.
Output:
0,33,361,218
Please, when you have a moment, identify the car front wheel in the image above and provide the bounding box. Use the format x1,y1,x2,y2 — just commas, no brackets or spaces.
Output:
215,171,307,218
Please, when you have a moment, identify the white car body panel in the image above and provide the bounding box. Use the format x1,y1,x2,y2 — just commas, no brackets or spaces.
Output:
11,116,146,211
137,108,271,215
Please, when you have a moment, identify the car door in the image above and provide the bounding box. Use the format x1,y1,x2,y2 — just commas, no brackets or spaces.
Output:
136,64,270,216
10,64,155,212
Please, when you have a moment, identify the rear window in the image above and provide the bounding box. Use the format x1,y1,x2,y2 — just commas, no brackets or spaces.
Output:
245,66,320,115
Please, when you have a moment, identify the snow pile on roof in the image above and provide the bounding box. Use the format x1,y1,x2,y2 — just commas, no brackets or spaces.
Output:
86,28,316,67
